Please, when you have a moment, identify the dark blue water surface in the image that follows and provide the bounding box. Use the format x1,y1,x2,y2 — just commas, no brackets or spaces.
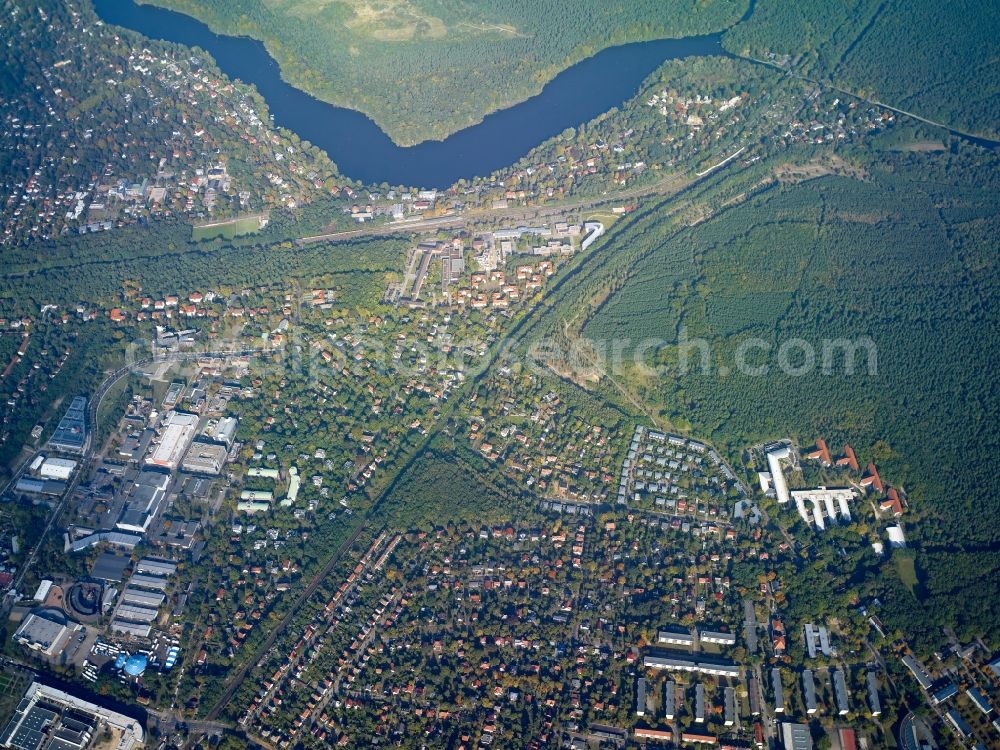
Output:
93,0,725,187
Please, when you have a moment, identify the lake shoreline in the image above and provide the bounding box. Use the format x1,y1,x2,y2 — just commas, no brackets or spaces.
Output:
93,0,729,187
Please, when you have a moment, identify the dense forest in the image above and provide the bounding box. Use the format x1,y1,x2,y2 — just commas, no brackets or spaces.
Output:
0,212,405,316
507,136,1000,648
139,0,747,145
723,0,1000,139
379,438,533,529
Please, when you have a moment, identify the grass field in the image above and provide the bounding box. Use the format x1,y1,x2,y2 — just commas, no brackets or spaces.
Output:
895,554,919,594
192,216,264,242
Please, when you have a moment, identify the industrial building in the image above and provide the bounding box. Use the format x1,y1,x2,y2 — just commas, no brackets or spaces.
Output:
145,411,199,470
122,587,165,609
0,681,144,750
47,396,88,454
201,415,238,446
38,457,77,480
115,471,170,534
113,604,159,623
110,620,151,638
128,573,169,591
31,580,52,603
70,531,141,554
135,558,177,577
14,477,66,496
13,612,80,658
181,441,228,475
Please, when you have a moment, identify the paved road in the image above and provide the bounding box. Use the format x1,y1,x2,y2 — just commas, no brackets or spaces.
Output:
743,598,758,654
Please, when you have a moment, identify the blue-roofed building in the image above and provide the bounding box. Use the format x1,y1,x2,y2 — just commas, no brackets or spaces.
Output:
988,655,1000,680
867,671,882,717
900,654,933,690
966,687,993,715
47,396,88,454
833,669,850,715
802,670,817,715
946,709,971,738
123,654,147,677
931,682,958,705
772,667,786,714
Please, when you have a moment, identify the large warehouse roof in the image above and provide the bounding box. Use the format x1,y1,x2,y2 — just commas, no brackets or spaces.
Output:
145,412,198,470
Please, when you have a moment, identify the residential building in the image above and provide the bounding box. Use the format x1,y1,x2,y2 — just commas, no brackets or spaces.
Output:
636,678,647,717
931,682,958,705
700,629,737,646
658,629,695,648
833,669,849,715
866,671,881,717
724,686,736,726
772,668,785,714
900,654,933,690
802,670,817,714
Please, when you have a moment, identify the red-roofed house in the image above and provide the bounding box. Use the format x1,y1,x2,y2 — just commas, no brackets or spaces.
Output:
836,444,860,472
835,727,858,750
860,463,884,493
804,438,833,466
880,487,905,517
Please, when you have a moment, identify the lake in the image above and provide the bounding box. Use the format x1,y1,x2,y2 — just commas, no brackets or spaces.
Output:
92,0,726,188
